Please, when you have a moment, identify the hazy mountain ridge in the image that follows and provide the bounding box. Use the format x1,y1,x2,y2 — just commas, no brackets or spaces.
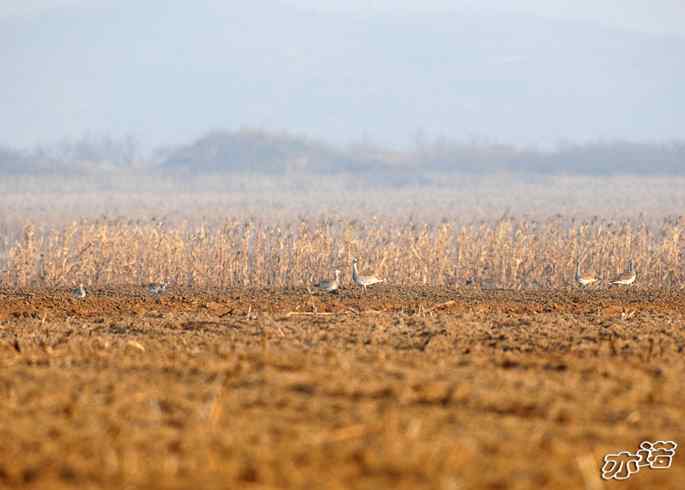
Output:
1,128,683,183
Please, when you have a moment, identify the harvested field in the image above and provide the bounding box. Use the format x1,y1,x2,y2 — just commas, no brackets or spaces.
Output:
0,286,683,489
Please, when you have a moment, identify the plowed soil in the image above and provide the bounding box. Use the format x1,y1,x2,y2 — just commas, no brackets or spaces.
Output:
0,286,684,489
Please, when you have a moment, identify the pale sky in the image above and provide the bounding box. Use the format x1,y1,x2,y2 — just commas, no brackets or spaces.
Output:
1,0,683,149
292,0,685,36
2,0,684,36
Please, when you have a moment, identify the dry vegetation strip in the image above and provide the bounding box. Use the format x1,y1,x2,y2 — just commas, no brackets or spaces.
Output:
0,288,684,489
2,216,684,290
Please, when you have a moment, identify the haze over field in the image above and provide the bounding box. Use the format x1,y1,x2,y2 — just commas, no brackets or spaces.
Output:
1,0,683,222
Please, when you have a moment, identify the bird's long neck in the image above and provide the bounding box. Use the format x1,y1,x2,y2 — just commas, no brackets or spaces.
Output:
352,263,359,282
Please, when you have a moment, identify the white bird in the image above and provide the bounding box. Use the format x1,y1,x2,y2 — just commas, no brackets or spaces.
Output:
313,269,341,293
352,258,384,292
610,260,636,286
147,282,168,295
575,257,599,287
71,283,86,299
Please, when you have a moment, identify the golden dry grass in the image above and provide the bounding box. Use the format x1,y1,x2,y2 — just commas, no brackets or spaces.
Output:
3,215,684,290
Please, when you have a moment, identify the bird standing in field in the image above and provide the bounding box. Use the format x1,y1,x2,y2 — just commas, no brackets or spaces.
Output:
610,260,636,286
147,282,168,295
352,258,384,292
72,283,86,299
312,269,341,294
575,257,599,287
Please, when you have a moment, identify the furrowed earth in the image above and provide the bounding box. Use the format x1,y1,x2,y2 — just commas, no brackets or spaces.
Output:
0,286,684,489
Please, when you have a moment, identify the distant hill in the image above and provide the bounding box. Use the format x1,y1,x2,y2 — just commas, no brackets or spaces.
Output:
160,129,685,178
1,128,684,182
158,129,428,185
162,129,346,174
0,0,683,148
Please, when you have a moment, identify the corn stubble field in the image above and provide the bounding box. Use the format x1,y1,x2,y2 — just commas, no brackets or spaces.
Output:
3,214,685,290
1,180,685,489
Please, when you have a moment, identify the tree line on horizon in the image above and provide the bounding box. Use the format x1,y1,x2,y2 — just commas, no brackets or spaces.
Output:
1,129,684,183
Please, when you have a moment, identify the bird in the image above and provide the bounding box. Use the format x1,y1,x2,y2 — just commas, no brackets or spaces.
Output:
147,282,168,295
312,269,341,294
575,257,599,287
610,260,636,286
71,283,86,299
352,258,384,292
465,266,497,289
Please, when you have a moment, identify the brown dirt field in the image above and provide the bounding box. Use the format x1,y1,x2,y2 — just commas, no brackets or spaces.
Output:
0,286,684,489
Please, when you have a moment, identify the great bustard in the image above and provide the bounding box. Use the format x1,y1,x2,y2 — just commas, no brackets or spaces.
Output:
312,269,341,294
575,256,599,287
610,260,636,286
352,258,383,292
72,283,86,299
147,282,168,295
